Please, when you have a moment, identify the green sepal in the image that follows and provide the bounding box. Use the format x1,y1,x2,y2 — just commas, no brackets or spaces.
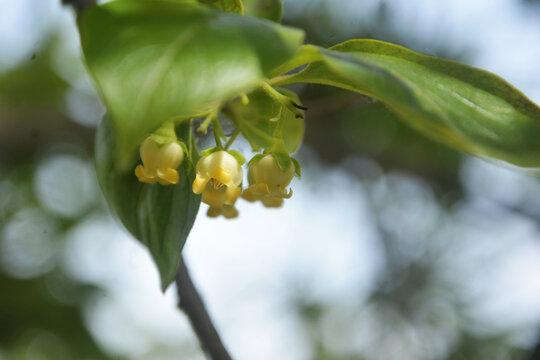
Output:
227,150,246,165
248,153,266,167
273,153,292,172
150,121,177,146
178,141,190,161
201,146,221,157
291,157,301,177
265,139,292,172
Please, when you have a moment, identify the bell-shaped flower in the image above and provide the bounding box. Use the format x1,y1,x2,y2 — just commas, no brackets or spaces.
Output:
242,154,295,208
192,150,243,218
135,136,185,185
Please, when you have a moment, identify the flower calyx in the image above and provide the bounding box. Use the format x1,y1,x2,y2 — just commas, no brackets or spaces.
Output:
192,149,244,218
242,154,299,208
135,123,186,186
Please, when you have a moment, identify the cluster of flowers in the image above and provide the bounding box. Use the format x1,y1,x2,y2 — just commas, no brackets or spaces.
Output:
134,135,297,219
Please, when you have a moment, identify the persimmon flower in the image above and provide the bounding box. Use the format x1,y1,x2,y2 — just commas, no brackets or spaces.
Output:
192,150,243,218
242,154,295,207
135,136,185,185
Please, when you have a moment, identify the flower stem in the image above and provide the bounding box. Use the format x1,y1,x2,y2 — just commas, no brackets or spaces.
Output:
198,108,219,134
259,81,305,119
224,128,240,150
212,119,224,149
239,92,250,105
274,113,285,138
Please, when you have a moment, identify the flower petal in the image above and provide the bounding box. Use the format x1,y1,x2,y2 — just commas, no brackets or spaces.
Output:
210,167,232,186
221,205,239,219
192,175,209,194
202,189,226,209
262,197,284,208
157,168,179,185
224,186,242,204
135,165,157,184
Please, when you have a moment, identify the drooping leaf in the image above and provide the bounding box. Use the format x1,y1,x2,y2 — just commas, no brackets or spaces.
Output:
198,0,243,14
79,0,304,169
243,0,282,22
224,88,304,153
95,117,201,291
276,40,540,168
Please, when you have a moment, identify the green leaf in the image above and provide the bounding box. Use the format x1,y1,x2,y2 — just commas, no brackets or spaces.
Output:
199,0,243,14
243,0,282,22
95,117,201,291
277,40,540,168
224,89,304,153
79,0,304,169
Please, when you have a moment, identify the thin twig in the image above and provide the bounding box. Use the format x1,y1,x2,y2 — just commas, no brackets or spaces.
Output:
224,128,241,150
175,257,233,360
62,0,96,16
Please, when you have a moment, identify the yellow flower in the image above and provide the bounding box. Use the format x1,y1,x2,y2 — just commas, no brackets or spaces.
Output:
242,154,295,207
135,136,185,185
192,150,243,218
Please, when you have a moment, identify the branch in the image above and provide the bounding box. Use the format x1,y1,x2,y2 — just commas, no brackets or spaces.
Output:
62,0,96,16
175,257,233,360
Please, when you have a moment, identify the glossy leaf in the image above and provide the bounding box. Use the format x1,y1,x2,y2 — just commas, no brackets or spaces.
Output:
277,40,540,168
224,89,304,153
199,0,243,14
243,0,282,22
95,117,201,291
79,0,304,169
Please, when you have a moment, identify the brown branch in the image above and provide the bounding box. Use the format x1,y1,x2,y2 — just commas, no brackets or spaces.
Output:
61,0,96,16
175,257,233,360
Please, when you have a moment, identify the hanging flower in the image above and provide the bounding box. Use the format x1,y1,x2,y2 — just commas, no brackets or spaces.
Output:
242,154,295,207
192,150,243,218
135,136,185,185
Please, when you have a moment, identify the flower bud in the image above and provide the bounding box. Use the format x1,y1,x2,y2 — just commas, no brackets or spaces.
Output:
242,154,295,207
135,136,184,185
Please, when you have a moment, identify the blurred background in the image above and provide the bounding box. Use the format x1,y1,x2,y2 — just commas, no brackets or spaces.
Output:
1,0,540,359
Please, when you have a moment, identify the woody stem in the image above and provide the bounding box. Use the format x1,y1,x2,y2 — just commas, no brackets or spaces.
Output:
175,257,233,360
